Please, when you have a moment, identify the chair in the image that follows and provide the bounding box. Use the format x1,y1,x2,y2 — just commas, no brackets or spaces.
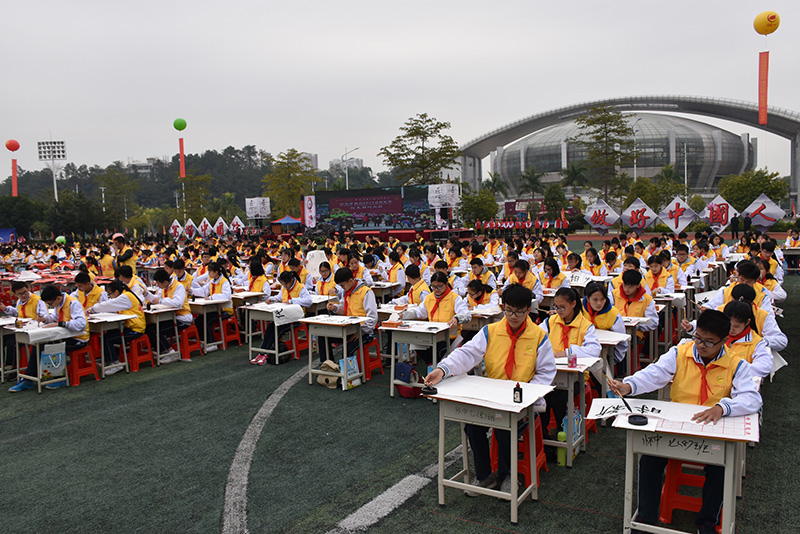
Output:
179,325,203,360
490,416,548,487
359,337,384,381
67,344,99,386
212,316,241,349
291,323,309,360
119,334,155,372
659,460,721,533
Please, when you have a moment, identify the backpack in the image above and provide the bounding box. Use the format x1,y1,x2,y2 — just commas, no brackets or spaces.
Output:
395,362,422,399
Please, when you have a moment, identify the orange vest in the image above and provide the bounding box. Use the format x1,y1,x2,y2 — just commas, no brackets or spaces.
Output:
484,317,545,382
77,284,104,310
670,343,741,407
58,294,90,342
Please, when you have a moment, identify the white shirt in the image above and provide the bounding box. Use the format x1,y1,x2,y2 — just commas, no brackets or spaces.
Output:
330,281,378,335
43,294,87,333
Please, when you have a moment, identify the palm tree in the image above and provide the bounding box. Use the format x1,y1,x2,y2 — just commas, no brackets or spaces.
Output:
482,172,509,198
560,162,589,194
519,166,546,198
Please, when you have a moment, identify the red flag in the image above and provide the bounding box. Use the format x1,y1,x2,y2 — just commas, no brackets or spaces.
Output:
758,51,769,125
792,202,796,218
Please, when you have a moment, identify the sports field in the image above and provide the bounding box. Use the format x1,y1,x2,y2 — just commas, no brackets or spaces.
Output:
1,279,796,534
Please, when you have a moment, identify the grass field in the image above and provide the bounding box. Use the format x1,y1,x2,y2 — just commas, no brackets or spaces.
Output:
0,277,796,534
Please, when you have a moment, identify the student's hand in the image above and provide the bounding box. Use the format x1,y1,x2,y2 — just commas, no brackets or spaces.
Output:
326,302,337,311
425,367,444,386
698,306,708,313
42,322,58,329
152,296,161,304
680,319,693,332
692,405,723,424
447,317,458,329
553,350,567,358
607,379,632,397
37,315,47,324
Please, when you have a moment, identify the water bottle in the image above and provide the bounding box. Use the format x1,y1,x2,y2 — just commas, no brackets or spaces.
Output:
556,431,567,466
567,346,577,368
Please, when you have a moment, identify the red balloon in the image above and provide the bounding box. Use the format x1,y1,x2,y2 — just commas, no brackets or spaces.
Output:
5,139,20,152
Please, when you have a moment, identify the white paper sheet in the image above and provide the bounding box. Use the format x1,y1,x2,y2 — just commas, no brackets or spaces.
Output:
433,374,554,412
554,356,601,372
248,303,304,326
612,410,759,442
305,250,327,279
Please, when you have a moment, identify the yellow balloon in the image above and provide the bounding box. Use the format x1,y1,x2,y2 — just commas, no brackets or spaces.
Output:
754,11,780,35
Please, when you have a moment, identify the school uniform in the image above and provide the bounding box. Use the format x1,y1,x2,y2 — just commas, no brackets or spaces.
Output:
622,342,762,530
501,272,543,305
192,275,233,342
391,279,429,306
403,288,471,365
90,290,146,363
644,269,675,295
703,282,771,312
582,299,628,363
260,280,312,351
326,281,379,360
538,271,570,290
70,283,108,310
383,262,406,298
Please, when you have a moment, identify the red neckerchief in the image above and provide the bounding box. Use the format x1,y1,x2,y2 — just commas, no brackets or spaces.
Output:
504,319,528,379
726,326,751,347
619,286,646,315
560,318,574,351
590,265,600,275
758,276,766,286
429,287,452,319
545,273,555,288
58,299,65,322
586,304,601,325
249,276,259,292
343,284,357,315
517,273,527,285
468,291,485,307
651,270,661,290
693,356,720,405
448,256,458,268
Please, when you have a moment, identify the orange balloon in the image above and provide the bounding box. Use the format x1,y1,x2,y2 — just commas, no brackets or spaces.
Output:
754,11,780,35
5,139,19,152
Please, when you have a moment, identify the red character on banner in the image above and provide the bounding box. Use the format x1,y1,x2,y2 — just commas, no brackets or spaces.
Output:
750,203,776,222
629,208,650,229
708,203,729,225
668,202,686,229
590,209,609,226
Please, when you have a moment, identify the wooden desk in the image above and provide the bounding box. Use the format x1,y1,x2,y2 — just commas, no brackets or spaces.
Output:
88,313,137,378
430,375,553,524
144,306,181,364
10,324,80,392
380,320,453,398
300,315,367,388
245,303,301,364
189,298,231,351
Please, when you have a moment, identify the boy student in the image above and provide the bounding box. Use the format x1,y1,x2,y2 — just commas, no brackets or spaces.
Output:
424,285,556,496
172,259,194,294
500,259,544,306
112,234,138,275
148,269,193,358
609,310,762,534
324,267,378,361
702,260,772,312
71,271,108,310
608,269,658,341
3,282,48,366
390,264,429,306
8,285,90,392
644,254,674,295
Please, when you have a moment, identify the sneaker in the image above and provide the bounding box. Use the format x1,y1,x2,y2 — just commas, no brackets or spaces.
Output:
499,475,517,494
206,345,218,353
45,380,68,390
105,363,123,376
8,379,34,392
464,472,497,497
160,353,181,364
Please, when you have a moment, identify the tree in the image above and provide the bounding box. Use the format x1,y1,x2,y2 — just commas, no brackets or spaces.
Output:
460,189,498,222
568,105,635,202
262,148,320,218
378,113,462,185
482,172,509,198
624,177,659,211
560,162,589,194
688,194,707,214
718,168,790,212
651,164,686,212
518,166,546,197
94,166,140,229
608,172,634,212
178,172,214,222
543,184,568,219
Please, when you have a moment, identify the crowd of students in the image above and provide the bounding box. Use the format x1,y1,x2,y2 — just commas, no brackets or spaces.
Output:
0,225,794,532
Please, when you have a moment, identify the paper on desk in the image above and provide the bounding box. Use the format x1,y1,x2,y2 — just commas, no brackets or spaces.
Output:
88,313,138,322
611,409,759,442
435,374,553,412
771,350,787,381
554,356,601,372
12,325,77,344
249,303,304,326
588,397,719,423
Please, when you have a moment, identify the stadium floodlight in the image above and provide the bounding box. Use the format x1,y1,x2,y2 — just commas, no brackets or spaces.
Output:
38,140,67,202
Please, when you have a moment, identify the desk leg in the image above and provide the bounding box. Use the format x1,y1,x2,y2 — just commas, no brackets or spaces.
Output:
566,373,574,467
721,442,736,534
99,329,107,378
307,327,314,385
626,328,634,377
357,328,365,383
579,375,587,452
120,325,129,373
272,321,280,365
202,309,208,352
460,422,469,484
437,406,446,505
511,412,519,524
389,339,396,398
528,407,538,500
155,318,161,364
218,309,226,350
623,431,634,534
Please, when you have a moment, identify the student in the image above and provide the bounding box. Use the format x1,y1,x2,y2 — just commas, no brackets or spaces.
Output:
112,234,138,275
311,262,338,298
87,280,147,374
406,248,431,286
390,264,429,306
582,247,607,276
540,287,601,435
538,258,570,290
462,257,497,296
609,270,658,344
191,261,233,349
644,254,675,295
659,250,686,288
758,241,783,282
673,244,698,281
720,301,773,379
446,247,467,271
172,259,194,295
465,278,499,312
146,269,193,356
609,310,762,534
325,267,378,361
582,281,628,367
424,284,555,495
703,261,771,312
497,250,518,285
70,271,108,310
604,251,622,275
117,265,154,304
8,285,90,391
382,252,406,299
250,271,312,365
98,246,115,277
500,259,543,306
755,257,786,303
401,271,471,369
563,253,583,274
710,234,729,261
244,260,269,294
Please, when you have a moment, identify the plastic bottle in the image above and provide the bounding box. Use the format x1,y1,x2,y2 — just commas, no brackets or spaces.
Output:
556,431,567,466
513,382,523,403
567,346,577,368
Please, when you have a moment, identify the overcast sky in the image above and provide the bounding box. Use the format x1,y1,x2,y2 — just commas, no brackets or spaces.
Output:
1,1,798,180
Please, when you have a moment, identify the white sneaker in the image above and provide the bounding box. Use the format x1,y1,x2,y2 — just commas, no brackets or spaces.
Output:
500,475,518,494
206,345,218,352
464,472,497,497
160,353,181,364
105,363,123,376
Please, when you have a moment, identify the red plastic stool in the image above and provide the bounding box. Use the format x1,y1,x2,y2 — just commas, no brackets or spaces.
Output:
119,334,155,372
291,323,309,360
212,316,241,349
659,460,721,533
67,344,99,386
179,325,203,360
489,416,548,486
358,337,384,381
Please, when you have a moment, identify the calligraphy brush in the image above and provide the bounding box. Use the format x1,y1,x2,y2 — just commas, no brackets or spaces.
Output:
620,394,634,413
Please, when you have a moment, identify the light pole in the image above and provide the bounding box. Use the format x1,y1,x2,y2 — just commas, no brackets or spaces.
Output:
37,140,66,202
99,186,106,212
632,117,642,180
683,142,689,203
342,146,359,190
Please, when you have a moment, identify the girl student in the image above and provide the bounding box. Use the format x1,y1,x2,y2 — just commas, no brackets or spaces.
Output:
538,257,570,290
582,247,607,276
582,281,628,373
721,300,773,379
190,261,233,350
755,257,786,304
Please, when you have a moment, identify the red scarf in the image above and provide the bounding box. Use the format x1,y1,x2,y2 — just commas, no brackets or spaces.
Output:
468,291,485,307
545,273,555,288
19,298,27,319
560,320,574,351
58,301,64,322
343,284,357,315
619,286,646,315
428,287,451,319
726,326,751,347
504,320,528,379
651,271,660,290
693,358,719,405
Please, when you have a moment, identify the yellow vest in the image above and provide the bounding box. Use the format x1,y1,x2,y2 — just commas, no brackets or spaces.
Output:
120,291,146,333
165,279,192,318
77,284,105,309
118,245,138,274
387,263,404,284
722,282,766,308
210,277,233,314
675,257,695,273
99,255,115,276
484,317,545,382
407,280,428,305
547,314,592,352
507,272,536,291
539,272,566,289
17,294,42,319
316,277,336,296
670,343,741,407
468,290,495,307
248,275,268,293
644,269,670,292
726,331,762,365
281,280,305,310
58,294,90,342
612,286,652,317
583,262,603,276
424,290,457,324
343,284,371,317
470,270,491,286
582,305,621,331
296,267,310,285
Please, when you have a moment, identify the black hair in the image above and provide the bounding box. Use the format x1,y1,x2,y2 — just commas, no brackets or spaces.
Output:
74,272,91,284
755,258,777,281
567,253,582,266
278,270,299,284
249,260,265,277
621,269,643,286
624,245,635,255
502,284,533,310
658,250,672,262
287,258,301,268
586,247,601,266
434,260,448,270
334,267,354,284
507,250,519,260
469,257,484,266
388,251,400,263
153,269,171,284
173,259,186,270
723,301,758,334
405,264,421,279
735,261,760,281
105,280,142,304
40,285,62,302
429,271,450,288
605,251,618,263
696,309,731,341
514,259,530,272
466,278,492,294
623,256,641,269
674,244,689,254
544,257,560,277
116,265,133,279
729,283,756,303
584,281,609,304
647,254,661,266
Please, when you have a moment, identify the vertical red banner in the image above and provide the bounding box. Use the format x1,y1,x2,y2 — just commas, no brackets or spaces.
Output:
758,51,769,125
11,159,17,197
179,137,186,178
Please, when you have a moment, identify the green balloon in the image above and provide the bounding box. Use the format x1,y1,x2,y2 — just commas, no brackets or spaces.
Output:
173,118,187,131
56,236,66,245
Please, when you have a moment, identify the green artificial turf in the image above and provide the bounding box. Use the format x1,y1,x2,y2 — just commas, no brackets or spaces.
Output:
0,277,795,534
